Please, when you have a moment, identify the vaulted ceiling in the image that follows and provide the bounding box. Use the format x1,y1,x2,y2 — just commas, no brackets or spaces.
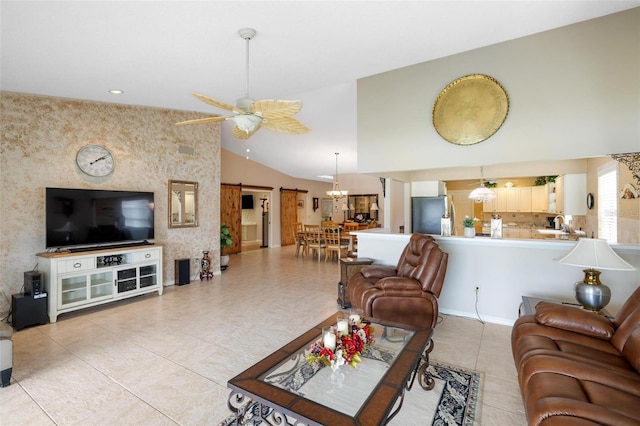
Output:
2,1,637,181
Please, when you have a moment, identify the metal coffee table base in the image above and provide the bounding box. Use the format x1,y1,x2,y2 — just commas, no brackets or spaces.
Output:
226,338,436,426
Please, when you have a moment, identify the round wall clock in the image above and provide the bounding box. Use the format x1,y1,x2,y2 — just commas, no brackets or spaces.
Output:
432,74,509,146
76,145,115,177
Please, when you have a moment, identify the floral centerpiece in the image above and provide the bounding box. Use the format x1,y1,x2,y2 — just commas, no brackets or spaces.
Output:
462,215,479,238
462,215,479,228
306,317,375,370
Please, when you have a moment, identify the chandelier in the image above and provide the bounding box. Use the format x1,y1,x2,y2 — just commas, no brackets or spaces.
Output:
326,152,348,200
469,166,496,203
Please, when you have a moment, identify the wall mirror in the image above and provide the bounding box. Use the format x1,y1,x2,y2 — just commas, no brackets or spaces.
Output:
347,194,379,222
169,180,198,228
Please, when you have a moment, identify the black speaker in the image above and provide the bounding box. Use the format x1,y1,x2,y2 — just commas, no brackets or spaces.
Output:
24,271,42,297
175,259,190,286
12,293,48,330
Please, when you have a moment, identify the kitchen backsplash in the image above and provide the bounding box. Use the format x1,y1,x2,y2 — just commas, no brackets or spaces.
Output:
481,212,588,233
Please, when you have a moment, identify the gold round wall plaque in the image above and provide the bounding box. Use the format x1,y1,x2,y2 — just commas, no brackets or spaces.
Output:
432,74,509,146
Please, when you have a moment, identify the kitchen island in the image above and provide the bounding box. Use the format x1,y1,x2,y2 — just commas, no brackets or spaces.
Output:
353,229,640,325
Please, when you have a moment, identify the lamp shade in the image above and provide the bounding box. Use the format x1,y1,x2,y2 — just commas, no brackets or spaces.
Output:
555,238,635,271
370,202,379,211
469,185,496,203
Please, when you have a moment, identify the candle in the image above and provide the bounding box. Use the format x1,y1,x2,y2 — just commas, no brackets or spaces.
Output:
337,317,349,335
323,327,336,350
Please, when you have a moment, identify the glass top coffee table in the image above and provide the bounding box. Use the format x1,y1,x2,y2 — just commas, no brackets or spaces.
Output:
226,312,434,425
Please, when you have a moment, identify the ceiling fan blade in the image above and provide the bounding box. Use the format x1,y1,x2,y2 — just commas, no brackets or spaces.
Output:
251,100,302,119
192,93,242,113
175,116,231,126
232,124,260,139
261,116,310,134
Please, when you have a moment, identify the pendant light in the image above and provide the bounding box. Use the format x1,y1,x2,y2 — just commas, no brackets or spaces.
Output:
326,152,348,200
469,166,496,203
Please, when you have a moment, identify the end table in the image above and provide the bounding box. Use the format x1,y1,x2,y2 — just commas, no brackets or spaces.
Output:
338,257,373,309
520,295,613,320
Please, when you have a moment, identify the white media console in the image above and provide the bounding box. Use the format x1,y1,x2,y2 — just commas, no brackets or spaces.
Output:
37,245,163,323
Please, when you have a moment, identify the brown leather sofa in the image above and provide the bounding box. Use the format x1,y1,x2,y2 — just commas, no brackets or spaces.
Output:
346,233,448,329
511,286,640,425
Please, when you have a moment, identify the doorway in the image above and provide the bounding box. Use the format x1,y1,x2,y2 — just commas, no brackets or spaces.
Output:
241,189,271,251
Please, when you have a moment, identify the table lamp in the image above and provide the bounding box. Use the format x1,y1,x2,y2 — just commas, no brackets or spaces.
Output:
555,238,635,312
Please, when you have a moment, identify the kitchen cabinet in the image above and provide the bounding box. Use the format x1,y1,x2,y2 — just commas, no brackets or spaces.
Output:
503,228,520,239
555,174,587,215
531,185,548,212
520,228,533,239
505,187,531,212
483,188,506,212
37,245,163,323
556,176,564,214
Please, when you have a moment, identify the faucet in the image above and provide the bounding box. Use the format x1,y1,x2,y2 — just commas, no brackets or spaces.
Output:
554,215,564,231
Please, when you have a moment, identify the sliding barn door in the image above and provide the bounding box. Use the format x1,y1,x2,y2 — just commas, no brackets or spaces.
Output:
280,189,298,246
221,184,241,254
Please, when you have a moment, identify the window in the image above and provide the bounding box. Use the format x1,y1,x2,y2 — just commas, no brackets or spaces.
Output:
597,161,618,243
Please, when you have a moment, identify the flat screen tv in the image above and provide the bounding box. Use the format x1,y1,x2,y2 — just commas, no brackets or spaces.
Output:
242,194,254,210
46,187,154,250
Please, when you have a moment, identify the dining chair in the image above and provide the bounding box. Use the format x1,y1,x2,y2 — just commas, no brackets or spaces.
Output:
323,226,348,262
305,227,326,262
343,222,359,232
293,222,306,257
343,222,359,256
321,221,338,229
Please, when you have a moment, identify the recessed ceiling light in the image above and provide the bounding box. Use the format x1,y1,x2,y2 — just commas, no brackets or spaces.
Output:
109,89,124,95
246,149,250,152
317,175,333,180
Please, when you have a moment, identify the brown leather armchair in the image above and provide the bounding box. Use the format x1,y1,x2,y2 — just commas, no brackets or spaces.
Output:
347,234,448,329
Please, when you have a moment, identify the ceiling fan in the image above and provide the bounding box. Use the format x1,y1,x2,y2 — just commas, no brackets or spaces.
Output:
176,28,310,139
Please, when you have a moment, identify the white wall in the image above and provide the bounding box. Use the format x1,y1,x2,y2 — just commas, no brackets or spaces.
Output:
356,232,640,325
357,9,639,177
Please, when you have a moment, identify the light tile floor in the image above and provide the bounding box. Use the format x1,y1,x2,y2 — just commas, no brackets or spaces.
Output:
1,245,527,425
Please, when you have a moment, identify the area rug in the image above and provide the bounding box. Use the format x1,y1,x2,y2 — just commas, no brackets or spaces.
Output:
218,361,482,426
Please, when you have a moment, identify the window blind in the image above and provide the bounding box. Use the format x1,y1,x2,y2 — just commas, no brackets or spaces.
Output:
597,161,618,243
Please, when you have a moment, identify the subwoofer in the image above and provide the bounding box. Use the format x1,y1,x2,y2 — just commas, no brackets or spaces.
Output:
175,259,190,286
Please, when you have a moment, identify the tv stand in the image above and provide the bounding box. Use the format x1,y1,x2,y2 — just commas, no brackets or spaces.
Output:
37,245,163,323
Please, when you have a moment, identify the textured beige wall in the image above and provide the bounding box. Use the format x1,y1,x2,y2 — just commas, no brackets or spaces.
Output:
0,92,220,317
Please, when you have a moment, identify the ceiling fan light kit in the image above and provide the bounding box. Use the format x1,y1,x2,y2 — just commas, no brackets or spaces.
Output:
176,27,309,139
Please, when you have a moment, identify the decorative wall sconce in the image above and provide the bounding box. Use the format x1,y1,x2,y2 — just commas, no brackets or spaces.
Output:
312,197,319,212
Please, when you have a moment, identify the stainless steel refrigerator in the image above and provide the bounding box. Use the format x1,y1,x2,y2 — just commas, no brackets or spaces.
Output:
411,196,455,235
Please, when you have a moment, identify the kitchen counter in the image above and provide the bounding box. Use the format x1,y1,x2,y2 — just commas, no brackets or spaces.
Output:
353,229,640,325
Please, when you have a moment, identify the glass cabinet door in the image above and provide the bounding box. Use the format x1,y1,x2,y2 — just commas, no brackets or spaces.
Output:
60,275,88,307
90,270,113,299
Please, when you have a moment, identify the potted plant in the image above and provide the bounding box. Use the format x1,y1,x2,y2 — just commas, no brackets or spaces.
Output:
220,223,232,268
462,216,479,238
